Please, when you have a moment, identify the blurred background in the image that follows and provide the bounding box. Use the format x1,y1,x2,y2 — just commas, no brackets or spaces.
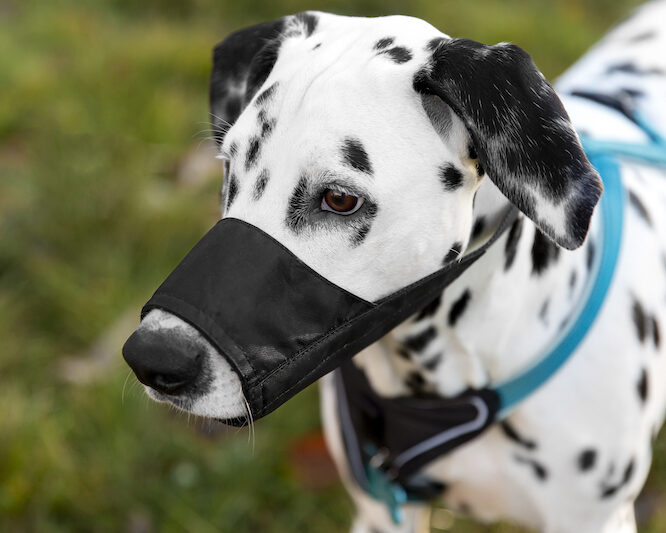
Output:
2,0,665,531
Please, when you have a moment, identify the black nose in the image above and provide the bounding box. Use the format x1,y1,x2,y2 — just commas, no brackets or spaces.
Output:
122,327,204,395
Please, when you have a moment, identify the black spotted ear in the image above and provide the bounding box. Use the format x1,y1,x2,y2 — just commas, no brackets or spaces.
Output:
415,38,603,249
209,12,319,143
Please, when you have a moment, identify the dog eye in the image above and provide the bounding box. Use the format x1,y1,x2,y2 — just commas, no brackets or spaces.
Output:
321,190,364,215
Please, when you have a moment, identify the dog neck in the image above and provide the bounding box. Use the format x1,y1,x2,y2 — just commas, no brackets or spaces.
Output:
354,177,600,398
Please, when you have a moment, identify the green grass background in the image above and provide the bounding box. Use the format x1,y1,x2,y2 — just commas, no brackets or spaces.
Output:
3,0,665,531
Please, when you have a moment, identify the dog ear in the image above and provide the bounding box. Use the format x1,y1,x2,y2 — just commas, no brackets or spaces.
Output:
415,38,602,249
209,12,319,143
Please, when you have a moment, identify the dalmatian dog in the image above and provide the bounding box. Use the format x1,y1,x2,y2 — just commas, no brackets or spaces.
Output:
123,2,666,532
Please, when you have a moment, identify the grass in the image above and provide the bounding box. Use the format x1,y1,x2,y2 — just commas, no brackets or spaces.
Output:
2,0,662,531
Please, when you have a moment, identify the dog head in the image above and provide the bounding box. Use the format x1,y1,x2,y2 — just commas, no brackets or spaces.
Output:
123,12,601,421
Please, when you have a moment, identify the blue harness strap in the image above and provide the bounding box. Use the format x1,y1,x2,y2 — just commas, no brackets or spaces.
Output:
495,112,666,416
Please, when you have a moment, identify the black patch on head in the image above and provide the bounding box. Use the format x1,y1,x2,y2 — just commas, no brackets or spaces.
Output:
415,294,442,321
406,371,426,394
515,455,548,481
244,38,284,105
632,299,648,343
444,242,463,264
255,82,278,107
471,217,486,240
504,216,524,270
379,46,413,64
578,449,597,472
294,12,318,37
374,37,395,50
439,164,464,191
341,137,373,175
423,353,443,371
628,190,652,225
403,326,437,353
245,136,261,170
651,316,660,348
285,175,310,232
227,173,239,209
586,240,596,271
606,62,665,76
531,229,560,275
638,368,648,404
253,169,269,200
448,289,471,327
500,421,537,450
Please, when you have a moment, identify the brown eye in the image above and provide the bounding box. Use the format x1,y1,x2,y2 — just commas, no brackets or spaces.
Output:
321,189,364,215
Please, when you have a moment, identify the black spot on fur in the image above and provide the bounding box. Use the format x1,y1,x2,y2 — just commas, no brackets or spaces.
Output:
351,222,371,247
515,455,548,481
350,203,378,247
294,12,318,37
253,169,269,200
586,240,596,271
633,299,648,343
601,459,635,499
229,141,238,157
397,348,410,360
439,164,464,191
501,421,537,450
415,294,442,321
448,289,471,327
374,37,395,50
628,190,652,225
578,449,597,472
606,62,665,76
468,143,478,160
260,117,276,138
539,299,550,324
476,161,485,176
341,137,373,174
406,371,426,394
226,173,239,209
504,217,524,270
312,42,321,50
638,368,649,404
403,326,437,352
531,229,560,275
471,217,486,240
569,270,578,296
651,316,660,348
380,46,413,64
444,242,463,264
245,136,261,170
285,175,309,232
255,82,278,106
423,353,443,371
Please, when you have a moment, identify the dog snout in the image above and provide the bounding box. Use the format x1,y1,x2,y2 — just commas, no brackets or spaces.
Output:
122,327,204,395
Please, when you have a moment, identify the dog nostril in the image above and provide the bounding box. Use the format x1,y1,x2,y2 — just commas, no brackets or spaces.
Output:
151,373,192,395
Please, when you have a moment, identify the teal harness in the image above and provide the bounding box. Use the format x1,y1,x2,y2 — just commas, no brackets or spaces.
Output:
345,102,666,524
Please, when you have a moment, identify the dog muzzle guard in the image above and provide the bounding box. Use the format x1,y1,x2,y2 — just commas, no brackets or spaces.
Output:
134,210,517,425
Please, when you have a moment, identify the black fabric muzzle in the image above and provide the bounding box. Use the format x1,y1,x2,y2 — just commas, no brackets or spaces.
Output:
134,210,518,425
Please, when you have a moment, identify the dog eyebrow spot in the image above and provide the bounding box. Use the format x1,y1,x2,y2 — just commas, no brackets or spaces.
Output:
380,46,413,64
500,421,537,450
374,37,395,50
439,163,464,191
514,455,548,481
448,289,471,327
255,82,279,107
341,137,373,174
245,136,262,170
253,169,270,200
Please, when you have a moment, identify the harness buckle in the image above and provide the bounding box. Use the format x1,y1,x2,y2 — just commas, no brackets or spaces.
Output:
365,447,407,525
